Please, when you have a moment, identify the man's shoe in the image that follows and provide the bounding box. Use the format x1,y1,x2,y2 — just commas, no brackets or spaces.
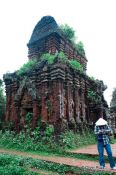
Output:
111,166,116,170
99,166,104,169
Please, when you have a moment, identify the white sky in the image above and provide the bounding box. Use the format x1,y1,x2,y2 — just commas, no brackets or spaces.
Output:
0,0,116,106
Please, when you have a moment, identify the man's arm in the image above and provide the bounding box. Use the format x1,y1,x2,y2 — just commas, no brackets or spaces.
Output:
94,126,101,135
104,125,112,134
94,125,112,135
94,125,108,135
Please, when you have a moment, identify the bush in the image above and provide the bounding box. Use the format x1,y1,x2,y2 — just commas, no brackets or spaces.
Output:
40,53,56,64
59,130,96,150
17,59,37,76
69,59,83,72
0,127,96,153
75,41,85,57
60,24,75,42
60,24,86,57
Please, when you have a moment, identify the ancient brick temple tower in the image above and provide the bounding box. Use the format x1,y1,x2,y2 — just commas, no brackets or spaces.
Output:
3,16,108,132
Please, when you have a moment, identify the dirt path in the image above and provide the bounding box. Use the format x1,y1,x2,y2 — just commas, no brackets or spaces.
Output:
0,145,116,173
70,144,116,157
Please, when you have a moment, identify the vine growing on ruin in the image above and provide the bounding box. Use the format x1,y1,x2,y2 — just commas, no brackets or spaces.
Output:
87,90,101,104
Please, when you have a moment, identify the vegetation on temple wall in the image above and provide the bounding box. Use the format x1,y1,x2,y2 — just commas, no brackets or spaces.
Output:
60,24,85,57
14,51,99,83
87,90,101,104
89,76,96,81
4,51,84,81
0,79,5,121
69,59,83,72
40,53,56,64
60,24,76,42
40,51,84,72
75,41,85,57
57,51,67,63
40,51,67,64
17,59,37,76
110,88,116,111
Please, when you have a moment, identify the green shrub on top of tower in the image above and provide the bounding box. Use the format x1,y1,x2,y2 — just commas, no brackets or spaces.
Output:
69,59,83,72
16,51,84,77
75,41,85,57
40,53,56,64
57,51,68,63
60,24,76,42
40,52,67,64
40,51,84,72
60,24,85,57
17,59,37,76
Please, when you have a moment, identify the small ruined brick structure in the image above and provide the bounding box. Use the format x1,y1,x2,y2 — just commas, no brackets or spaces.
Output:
4,16,108,132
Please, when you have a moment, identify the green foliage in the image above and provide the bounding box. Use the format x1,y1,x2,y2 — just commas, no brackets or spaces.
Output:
16,52,84,79
58,52,84,72
75,41,85,57
59,130,96,150
0,79,6,122
17,59,37,76
0,153,109,175
57,51,68,63
0,127,96,153
41,51,68,64
40,52,84,73
0,154,39,175
87,90,101,103
110,88,116,108
60,24,75,42
25,112,33,125
45,125,54,137
69,59,83,72
60,24,86,57
0,128,107,174
40,53,56,64
89,76,96,81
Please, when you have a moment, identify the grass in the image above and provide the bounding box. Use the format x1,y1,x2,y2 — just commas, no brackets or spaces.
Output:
0,128,115,174
0,153,112,175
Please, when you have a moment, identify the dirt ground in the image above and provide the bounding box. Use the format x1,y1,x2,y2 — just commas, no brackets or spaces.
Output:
0,144,116,173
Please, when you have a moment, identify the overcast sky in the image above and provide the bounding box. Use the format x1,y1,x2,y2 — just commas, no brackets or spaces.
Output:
0,0,116,106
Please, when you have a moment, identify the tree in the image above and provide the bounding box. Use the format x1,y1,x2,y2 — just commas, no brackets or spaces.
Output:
0,79,6,121
60,24,76,42
110,88,116,112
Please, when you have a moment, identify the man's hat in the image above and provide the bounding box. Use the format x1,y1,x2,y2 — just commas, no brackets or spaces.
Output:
95,118,107,126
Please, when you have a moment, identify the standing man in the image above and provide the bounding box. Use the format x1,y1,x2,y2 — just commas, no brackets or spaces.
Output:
94,117,116,170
